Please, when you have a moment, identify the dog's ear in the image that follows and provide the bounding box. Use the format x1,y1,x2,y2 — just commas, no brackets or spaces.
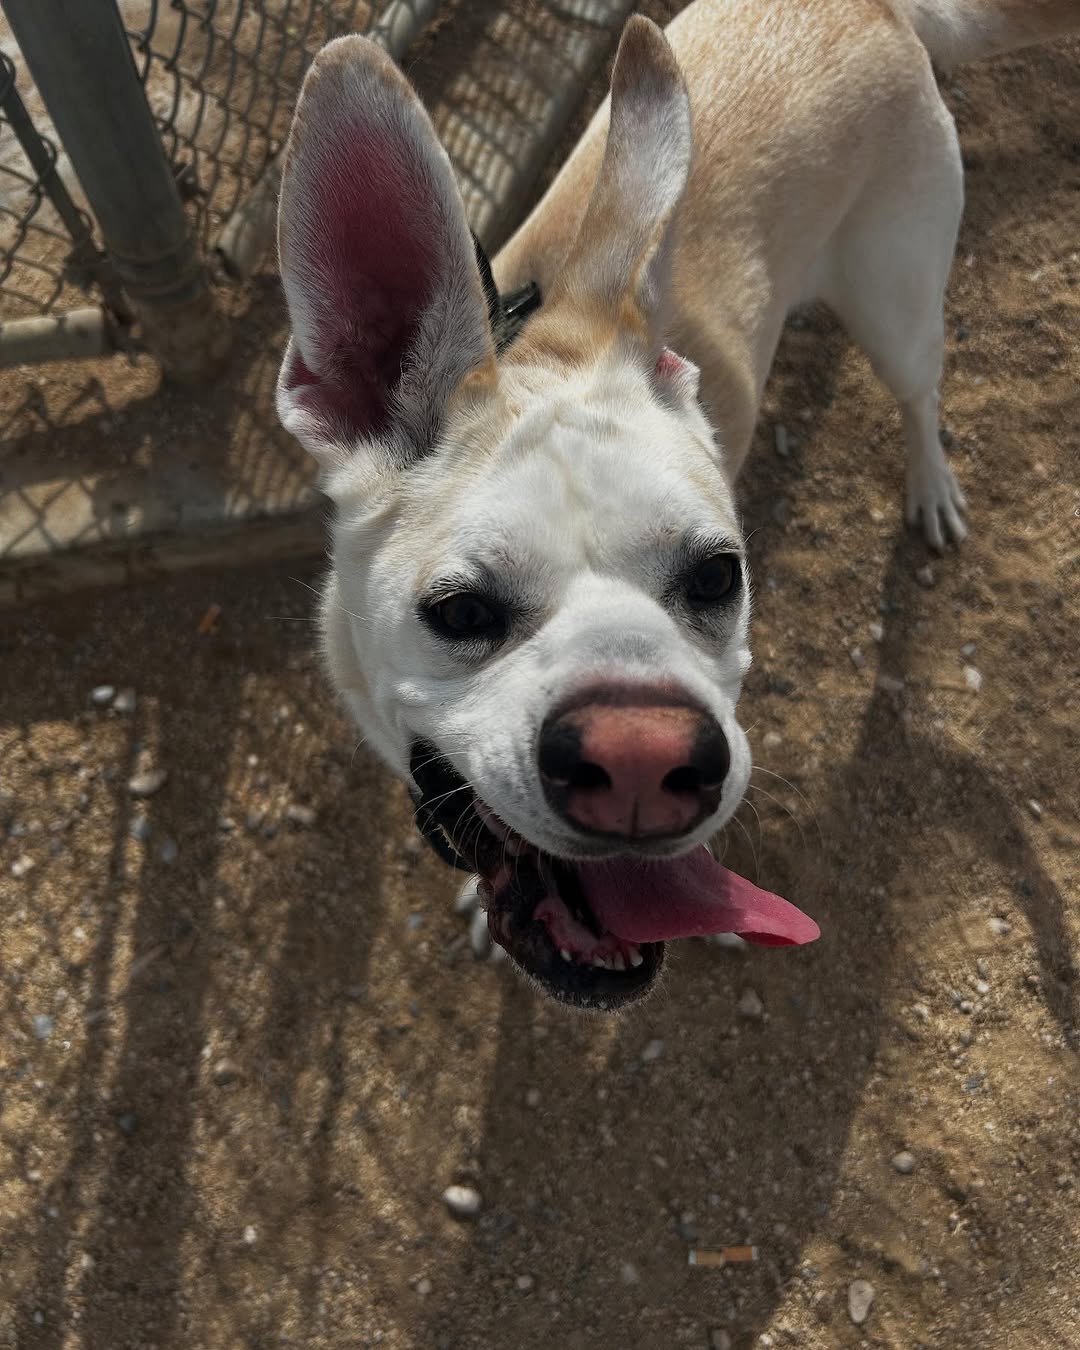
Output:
276,36,496,475
558,16,692,345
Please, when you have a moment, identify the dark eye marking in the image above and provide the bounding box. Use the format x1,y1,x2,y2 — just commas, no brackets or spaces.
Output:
664,535,744,615
683,552,742,609
422,590,510,642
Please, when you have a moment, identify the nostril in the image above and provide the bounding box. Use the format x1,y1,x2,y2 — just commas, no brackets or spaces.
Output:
539,720,584,785
691,723,730,790
569,760,611,792
661,764,702,796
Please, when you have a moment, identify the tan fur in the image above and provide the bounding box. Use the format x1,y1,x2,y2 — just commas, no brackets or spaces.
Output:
495,0,1079,488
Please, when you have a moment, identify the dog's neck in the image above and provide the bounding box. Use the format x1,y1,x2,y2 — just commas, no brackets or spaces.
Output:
473,234,542,354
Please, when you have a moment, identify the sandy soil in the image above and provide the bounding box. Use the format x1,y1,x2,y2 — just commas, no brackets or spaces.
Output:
1,8,1078,1349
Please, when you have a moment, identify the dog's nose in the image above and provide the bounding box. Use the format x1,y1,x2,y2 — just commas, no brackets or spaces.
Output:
538,696,729,839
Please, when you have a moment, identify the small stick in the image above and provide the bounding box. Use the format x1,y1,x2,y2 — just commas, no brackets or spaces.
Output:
197,603,222,634
688,1246,758,1267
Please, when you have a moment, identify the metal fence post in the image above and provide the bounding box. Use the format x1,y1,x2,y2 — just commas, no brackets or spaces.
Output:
1,0,228,381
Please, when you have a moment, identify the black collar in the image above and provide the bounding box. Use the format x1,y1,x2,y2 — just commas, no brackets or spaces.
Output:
473,233,542,353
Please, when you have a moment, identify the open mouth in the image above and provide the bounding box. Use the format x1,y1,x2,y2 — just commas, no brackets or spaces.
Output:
410,742,820,1012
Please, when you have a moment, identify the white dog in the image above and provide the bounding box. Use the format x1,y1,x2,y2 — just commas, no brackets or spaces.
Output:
275,0,1079,1009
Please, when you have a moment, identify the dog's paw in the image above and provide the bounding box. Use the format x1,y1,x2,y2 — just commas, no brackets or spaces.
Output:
905,456,968,552
455,874,505,963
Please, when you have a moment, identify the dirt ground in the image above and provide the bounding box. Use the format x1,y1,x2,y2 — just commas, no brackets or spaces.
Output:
2,7,1079,1349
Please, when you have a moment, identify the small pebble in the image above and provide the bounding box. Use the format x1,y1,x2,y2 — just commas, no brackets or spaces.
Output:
762,730,783,749
848,1279,876,1325
963,665,983,694
90,685,116,707
738,988,764,1020
242,1225,257,1246
525,1087,541,1109
130,813,152,842
443,1184,483,1219
212,1058,241,1086
1026,799,1043,821
112,688,137,715
515,1274,534,1293
157,836,179,865
416,1277,433,1297
11,854,35,878
975,958,989,979
244,809,266,833
621,1262,640,1286
117,1111,138,1136
285,803,317,829
915,564,935,589
710,1332,733,1350
773,423,790,458
912,1003,931,1023
33,1310,45,1327
128,768,168,798
869,622,884,643
849,646,867,670
877,674,904,696
641,1038,665,1063
989,917,1011,937
960,641,977,659
32,1014,55,1041
891,1150,917,1175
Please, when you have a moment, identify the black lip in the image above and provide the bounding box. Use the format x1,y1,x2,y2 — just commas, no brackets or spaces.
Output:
408,740,664,1010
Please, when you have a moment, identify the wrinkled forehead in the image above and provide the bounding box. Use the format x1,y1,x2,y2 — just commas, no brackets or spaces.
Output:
402,363,741,581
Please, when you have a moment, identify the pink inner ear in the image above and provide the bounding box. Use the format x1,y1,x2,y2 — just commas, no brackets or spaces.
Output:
655,348,689,380
286,130,438,440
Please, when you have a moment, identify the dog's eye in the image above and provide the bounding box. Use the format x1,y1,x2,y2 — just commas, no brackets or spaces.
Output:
426,592,508,641
684,553,742,609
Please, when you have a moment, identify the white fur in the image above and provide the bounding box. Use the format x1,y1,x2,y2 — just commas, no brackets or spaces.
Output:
275,4,1079,921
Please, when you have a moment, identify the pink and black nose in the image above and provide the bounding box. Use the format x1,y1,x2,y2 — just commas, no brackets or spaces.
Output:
538,693,729,839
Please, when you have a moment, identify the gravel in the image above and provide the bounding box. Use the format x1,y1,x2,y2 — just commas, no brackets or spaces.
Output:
128,768,168,798
641,1038,665,1063
963,665,983,694
130,813,152,842
32,1014,54,1041
848,1279,876,1325
891,1150,917,1175
112,688,137,715
1026,799,1043,821
915,564,935,589
285,803,317,828
90,685,116,707
738,989,765,1020
443,1184,483,1219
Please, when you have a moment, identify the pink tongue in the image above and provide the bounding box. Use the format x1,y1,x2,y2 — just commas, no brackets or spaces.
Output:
577,847,819,947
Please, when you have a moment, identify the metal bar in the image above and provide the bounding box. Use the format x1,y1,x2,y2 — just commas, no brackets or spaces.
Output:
0,306,115,367
0,50,132,322
215,0,445,281
1,0,227,380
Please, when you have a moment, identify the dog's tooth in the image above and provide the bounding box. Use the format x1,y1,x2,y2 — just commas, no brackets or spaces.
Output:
591,955,609,969
611,953,626,972
628,947,644,969
559,948,573,963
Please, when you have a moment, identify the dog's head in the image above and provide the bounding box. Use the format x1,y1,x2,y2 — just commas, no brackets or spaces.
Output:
276,19,818,1010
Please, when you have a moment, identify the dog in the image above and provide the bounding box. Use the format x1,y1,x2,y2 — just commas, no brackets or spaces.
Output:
274,0,1079,1010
